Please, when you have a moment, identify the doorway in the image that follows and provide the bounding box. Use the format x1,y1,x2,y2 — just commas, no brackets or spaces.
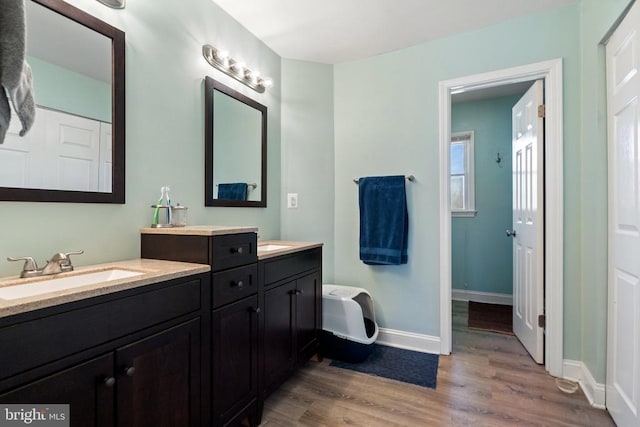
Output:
450,79,549,365
438,59,564,377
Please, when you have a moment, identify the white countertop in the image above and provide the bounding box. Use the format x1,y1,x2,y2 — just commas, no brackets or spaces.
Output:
257,240,323,260
0,259,210,319
0,239,323,318
140,225,258,236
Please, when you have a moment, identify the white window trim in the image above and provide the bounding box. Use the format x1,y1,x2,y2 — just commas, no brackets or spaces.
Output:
451,131,476,217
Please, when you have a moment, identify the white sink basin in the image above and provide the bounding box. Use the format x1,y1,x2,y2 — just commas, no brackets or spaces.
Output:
0,268,145,301
258,244,292,252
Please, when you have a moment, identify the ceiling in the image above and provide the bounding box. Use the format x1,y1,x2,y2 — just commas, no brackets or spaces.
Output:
212,0,579,64
452,81,534,104
27,0,111,84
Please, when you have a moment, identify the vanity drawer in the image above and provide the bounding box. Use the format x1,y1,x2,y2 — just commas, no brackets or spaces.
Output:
261,248,322,286
141,234,209,264
212,264,258,309
210,233,257,272
0,277,202,381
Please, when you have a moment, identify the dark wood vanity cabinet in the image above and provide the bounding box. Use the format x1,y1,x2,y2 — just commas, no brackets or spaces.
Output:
212,295,259,426
115,319,201,427
140,231,322,426
210,255,260,426
0,273,209,427
0,354,115,427
260,248,322,398
142,231,260,426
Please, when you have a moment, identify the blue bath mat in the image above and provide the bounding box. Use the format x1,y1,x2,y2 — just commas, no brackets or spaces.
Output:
329,344,439,389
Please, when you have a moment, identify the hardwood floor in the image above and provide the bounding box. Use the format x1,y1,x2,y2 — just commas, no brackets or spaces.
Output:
260,301,615,426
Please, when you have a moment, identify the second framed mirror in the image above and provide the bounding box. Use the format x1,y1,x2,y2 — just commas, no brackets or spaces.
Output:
204,77,267,207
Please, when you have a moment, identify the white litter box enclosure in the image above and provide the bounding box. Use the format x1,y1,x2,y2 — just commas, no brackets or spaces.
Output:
322,284,379,363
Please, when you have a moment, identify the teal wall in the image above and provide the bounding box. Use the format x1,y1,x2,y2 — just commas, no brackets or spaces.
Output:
579,0,634,384
281,59,335,281
28,55,112,122
333,4,581,340
0,0,282,277
451,95,521,296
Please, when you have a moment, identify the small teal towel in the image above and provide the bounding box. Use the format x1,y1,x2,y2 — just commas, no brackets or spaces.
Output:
218,183,248,201
359,175,408,265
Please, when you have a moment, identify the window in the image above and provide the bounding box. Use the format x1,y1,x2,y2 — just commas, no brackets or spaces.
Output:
450,131,475,217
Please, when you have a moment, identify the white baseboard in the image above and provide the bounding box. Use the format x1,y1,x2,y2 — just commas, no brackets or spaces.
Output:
376,327,440,354
452,289,513,306
563,360,606,409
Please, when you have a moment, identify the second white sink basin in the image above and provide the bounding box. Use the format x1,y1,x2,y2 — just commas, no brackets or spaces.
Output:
0,268,145,301
258,244,292,252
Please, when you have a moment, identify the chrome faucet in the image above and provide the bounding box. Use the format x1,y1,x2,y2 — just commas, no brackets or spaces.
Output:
7,251,84,278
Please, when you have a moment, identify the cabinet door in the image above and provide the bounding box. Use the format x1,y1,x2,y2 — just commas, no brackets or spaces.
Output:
212,295,259,425
263,280,296,392
0,354,114,427
116,319,201,427
296,271,321,358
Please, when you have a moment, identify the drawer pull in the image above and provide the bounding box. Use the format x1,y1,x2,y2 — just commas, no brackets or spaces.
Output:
103,376,116,387
123,366,136,377
230,247,244,254
231,280,244,288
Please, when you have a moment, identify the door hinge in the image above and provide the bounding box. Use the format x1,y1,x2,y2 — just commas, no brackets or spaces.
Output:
538,314,546,328
538,104,546,118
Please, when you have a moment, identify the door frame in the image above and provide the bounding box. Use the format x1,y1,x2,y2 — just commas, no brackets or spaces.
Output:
438,59,564,377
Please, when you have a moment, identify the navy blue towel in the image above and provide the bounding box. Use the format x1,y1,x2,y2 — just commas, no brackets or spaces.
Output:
358,176,408,265
217,183,248,201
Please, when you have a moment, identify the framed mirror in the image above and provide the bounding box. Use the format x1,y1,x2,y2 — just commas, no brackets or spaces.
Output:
205,76,267,207
0,0,125,203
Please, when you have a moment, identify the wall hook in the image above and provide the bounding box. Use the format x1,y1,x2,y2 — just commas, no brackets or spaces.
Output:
496,152,502,164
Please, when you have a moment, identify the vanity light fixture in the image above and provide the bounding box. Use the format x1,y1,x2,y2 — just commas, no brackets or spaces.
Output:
96,0,125,8
202,44,273,93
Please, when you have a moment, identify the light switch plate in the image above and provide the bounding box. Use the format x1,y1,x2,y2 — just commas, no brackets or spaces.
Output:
287,193,298,209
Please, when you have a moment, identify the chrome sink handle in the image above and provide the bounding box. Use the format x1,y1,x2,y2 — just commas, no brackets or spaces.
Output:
49,250,84,273
7,256,40,278
64,250,85,258
61,250,84,271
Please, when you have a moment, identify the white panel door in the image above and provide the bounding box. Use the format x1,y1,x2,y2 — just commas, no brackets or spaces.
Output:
606,3,640,425
99,122,112,192
511,80,544,364
43,109,101,192
0,104,45,189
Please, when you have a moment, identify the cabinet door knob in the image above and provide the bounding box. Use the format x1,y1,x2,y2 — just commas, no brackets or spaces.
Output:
248,306,261,314
103,376,116,387
123,366,136,377
297,289,303,295
231,280,244,288
230,247,244,254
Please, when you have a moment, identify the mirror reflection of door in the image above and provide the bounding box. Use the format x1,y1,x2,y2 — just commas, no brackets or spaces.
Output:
0,0,113,193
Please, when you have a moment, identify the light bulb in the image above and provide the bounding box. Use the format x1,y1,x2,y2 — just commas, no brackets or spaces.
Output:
214,49,229,61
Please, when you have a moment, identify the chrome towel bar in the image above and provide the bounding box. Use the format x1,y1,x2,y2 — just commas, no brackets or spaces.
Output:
353,175,415,184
